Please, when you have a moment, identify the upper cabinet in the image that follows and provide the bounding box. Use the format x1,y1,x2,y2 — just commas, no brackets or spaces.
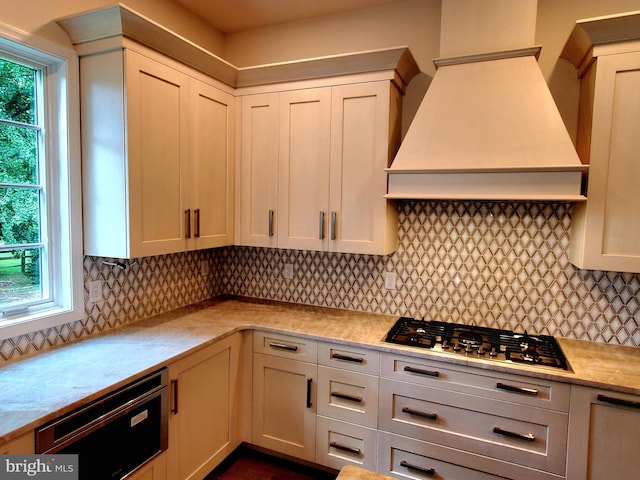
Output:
236,67,413,255
58,5,418,258
562,12,640,273
79,47,234,258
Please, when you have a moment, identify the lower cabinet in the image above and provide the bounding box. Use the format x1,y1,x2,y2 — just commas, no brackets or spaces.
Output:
251,332,318,461
378,353,569,480
127,453,167,480
167,334,242,480
378,432,511,480
316,416,377,472
0,431,33,454
315,342,381,471
566,386,640,480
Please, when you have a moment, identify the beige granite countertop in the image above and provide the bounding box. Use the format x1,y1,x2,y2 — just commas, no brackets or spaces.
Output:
1,296,639,446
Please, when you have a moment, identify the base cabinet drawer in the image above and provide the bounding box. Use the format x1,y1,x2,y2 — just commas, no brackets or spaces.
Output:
379,378,568,476
316,416,377,471
317,366,379,428
378,432,563,480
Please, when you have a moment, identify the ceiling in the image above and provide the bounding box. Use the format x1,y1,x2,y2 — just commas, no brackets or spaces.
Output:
174,0,403,33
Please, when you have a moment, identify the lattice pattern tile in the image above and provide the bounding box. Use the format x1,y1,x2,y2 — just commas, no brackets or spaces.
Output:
2,201,639,362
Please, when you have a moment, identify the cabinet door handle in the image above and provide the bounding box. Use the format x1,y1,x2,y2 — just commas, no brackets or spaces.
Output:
331,391,362,403
194,208,200,238
319,211,325,239
402,406,437,420
331,353,364,364
170,379,179,414
330,211,336,240
269,342,298,352
493,426,535,442
404,366,440,378
184,209,191,239
330,442,361,455
597,394,640,409
268,210,274,237
400,460,435,476
496,382,538,396
306,378,313,408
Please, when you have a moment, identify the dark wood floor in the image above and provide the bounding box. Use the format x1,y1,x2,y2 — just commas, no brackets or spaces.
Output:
205,447,338,480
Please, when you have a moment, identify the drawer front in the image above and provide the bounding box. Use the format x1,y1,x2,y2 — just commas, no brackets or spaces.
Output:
316,416,377,471
378,432,564,480
317,366,379,428
379,379,568,476
381,353,570,412
253,331,317,362
318,342,380,375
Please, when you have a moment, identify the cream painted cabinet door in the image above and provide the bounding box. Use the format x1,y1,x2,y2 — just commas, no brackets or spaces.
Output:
189,79,234,249
277,88,332,251
81,49,190,258
125,50,191,257
329,82,398,255
167,334,241,480
252,353,317,461
238,93,280,247
569,51,640,272
127,453,166,480
567,386,640,480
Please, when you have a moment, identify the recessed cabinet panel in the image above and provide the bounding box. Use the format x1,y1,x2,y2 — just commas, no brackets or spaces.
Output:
567,386,640,479
330,82,396,254
278,88,332,251
167,334,241,480
137,69,184,244
569,48,640,272
252,353,317,461
239,94,279,247
316,416,377,471
190,80,234,248
126,51,190,256
601,65,640,257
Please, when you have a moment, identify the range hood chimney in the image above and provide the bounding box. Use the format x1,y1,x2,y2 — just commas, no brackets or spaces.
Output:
386,0,587,201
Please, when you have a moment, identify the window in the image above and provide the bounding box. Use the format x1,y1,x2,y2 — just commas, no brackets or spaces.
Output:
0,24,83,338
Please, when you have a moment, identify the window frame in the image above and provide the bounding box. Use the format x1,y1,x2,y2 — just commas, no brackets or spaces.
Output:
0,22,83,339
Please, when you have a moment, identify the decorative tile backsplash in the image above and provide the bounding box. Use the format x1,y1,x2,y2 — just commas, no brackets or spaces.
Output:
1,201,639,362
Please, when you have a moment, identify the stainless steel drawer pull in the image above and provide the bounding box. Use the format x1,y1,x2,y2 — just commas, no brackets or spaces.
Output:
496,382,539,396
194,209,200,238
402,406,437,420
268,210,274,237
330,211,336,240
493,426,535,442
319,211,325,239
170,379,179,414
184,209,191,239
597,394,640,410
331,392,362,403
331,353,364,363
404,366,440,377
400,460,435,476
330,442,361,455
269,342,299,352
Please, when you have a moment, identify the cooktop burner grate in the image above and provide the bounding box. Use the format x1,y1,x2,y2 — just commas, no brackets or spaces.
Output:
385,317,568,370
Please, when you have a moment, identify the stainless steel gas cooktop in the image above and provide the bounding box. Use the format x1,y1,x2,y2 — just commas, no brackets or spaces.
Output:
385,317,569,370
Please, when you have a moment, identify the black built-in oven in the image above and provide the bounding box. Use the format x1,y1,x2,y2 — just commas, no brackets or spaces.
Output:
36,368,168,479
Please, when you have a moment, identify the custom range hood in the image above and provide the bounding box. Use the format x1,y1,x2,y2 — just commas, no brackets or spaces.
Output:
386,2,587,201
